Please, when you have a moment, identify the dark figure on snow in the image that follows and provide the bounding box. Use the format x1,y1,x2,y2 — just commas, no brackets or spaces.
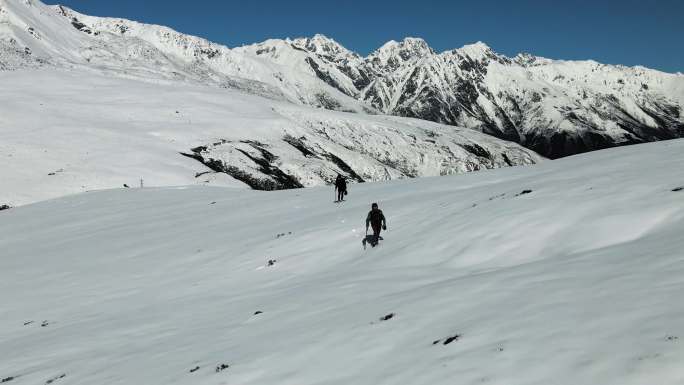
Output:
335,174,347,202
365,202,387,247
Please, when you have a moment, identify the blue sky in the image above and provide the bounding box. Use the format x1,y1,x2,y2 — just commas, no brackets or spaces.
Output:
54,0,683,73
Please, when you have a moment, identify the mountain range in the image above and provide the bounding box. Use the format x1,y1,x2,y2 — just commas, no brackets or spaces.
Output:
2,0,682,159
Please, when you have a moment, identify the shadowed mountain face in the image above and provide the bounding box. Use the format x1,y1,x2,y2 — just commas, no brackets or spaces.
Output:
1,0,683,158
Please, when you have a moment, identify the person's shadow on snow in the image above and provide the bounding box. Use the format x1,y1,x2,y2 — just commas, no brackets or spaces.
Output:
362,234,384,249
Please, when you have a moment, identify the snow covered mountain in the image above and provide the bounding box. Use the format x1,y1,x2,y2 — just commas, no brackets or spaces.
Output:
2,0,682,158
251,36,684,158
0,0,544,206
2,139,684,385
0,69,540,206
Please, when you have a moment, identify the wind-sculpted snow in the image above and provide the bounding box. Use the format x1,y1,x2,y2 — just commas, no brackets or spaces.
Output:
1,140,684,384
0,69,540,205
2,0,682,158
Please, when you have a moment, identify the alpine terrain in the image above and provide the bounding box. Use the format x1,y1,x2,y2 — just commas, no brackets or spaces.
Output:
1,138,684,385
0,0,542,206
2,1,684,384
2,0,682,159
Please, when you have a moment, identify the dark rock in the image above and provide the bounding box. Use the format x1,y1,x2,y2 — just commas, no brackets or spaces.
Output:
189,366,200,373
0,205,10,211
1,377,15,383
45,374,66,384
254,311,263,315
181,141,304,191
267,259,276,267
672,187,683,192
379,313,395,321
215,364,230,373
442,334,461,345
517,189,533,196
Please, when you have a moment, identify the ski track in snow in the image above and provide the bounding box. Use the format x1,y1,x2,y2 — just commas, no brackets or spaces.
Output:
1,139,684,385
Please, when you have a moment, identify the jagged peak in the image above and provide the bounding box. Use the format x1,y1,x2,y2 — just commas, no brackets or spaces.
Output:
454,41,494,59
369,37,434,65
290,34,355,58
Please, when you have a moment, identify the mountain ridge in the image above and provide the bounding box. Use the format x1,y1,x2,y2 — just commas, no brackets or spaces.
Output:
1,0,683,159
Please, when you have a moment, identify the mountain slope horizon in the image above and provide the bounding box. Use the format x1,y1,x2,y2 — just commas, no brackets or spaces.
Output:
1,0,682,160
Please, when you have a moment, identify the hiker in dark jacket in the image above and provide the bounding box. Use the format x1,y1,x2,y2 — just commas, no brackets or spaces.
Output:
365,202,387,247
335,174,347,202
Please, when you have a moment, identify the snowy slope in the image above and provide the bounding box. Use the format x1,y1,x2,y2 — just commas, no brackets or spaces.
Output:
0,0,371,112
2,0,682,158
0,69,540,206
1,139,684,385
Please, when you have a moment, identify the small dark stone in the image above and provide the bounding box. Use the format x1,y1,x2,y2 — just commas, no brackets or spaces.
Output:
432,340,441,345
215,364,230,373
45,374,66,384
518,189,533,195
23,320,34,326
210,201,217,205
379,313,395,321
47,172,56,176
443,334,461,345
41,321,49,327
254,311,263,315
189,366,200,373
123,184,130,188
672,187,683,192
666,335,679,341
267,259,276,266
1,377,15,383
0,205,11,211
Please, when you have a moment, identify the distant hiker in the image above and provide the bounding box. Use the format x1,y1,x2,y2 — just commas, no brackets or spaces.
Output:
335,174,347,202
365,203,387,247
